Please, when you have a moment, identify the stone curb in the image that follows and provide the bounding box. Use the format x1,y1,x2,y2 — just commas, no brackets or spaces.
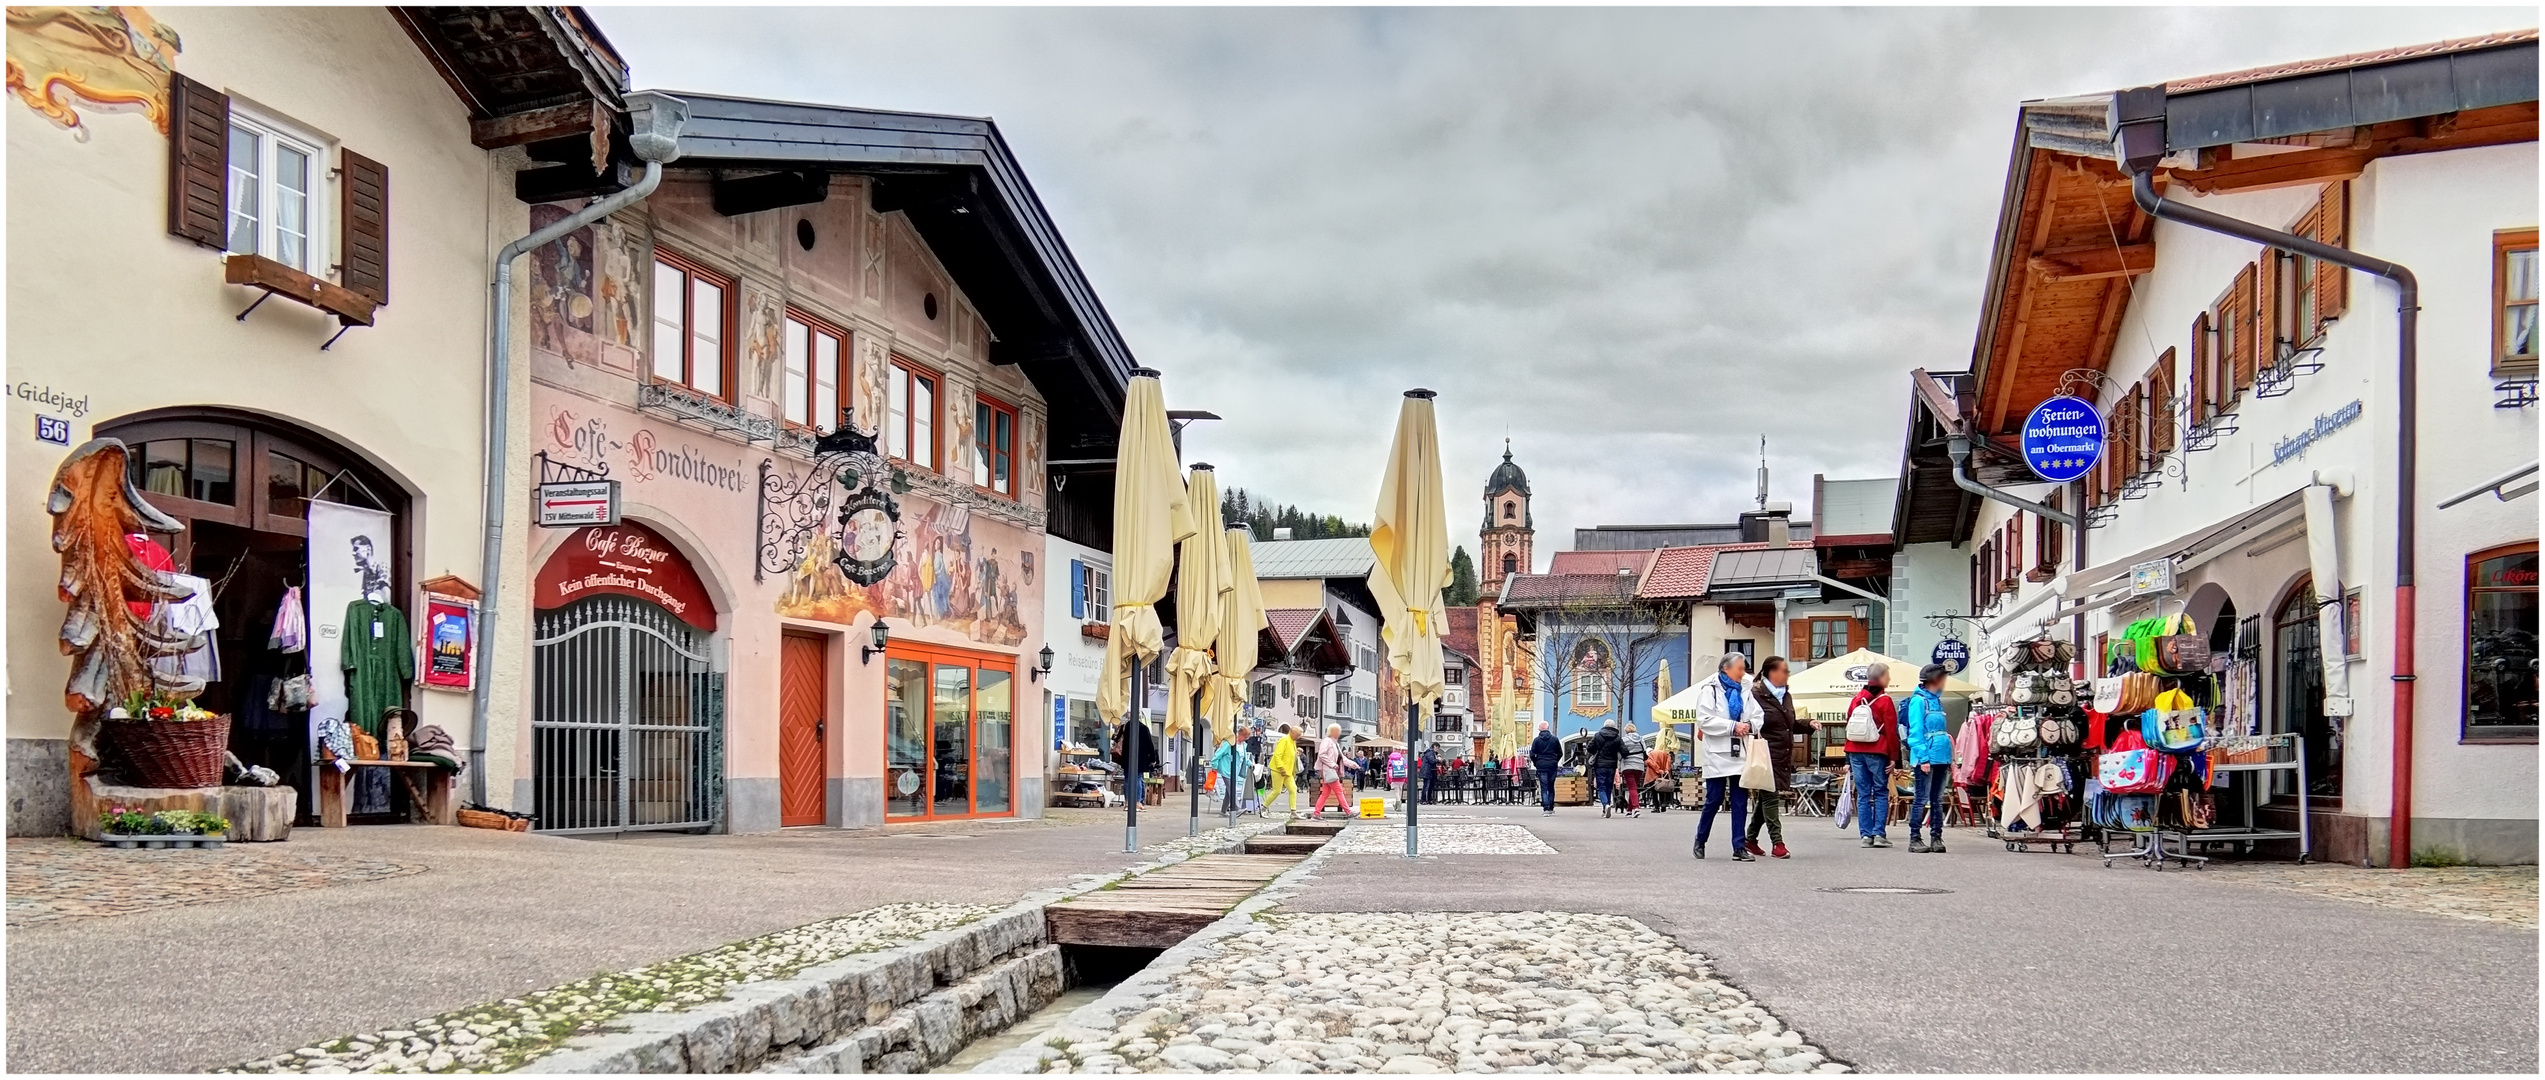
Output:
970,824,1351,1073
522,823,1281,1074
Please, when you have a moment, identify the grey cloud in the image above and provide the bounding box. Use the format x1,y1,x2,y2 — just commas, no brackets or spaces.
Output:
597,5,2529,554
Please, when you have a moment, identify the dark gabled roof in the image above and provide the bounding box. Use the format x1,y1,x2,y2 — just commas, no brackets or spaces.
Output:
394,7,627,115
1496,572,1645,610
1892,368,1986,546
660,91,1136,443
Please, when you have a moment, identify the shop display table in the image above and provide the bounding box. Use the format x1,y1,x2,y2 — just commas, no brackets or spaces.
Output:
318,761,456,827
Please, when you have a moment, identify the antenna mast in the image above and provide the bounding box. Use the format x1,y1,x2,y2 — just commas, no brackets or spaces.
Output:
1755,436,1769,512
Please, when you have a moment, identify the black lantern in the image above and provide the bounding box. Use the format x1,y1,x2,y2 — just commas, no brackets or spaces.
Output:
1032,644,1055,682
862,619,891,665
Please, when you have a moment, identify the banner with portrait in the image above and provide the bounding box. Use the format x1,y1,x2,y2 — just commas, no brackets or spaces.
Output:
306,500,397,752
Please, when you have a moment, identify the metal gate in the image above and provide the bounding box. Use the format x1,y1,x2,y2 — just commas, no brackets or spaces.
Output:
532,595,724,833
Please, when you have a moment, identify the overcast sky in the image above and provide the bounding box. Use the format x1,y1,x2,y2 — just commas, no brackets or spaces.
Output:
598,4,2531,566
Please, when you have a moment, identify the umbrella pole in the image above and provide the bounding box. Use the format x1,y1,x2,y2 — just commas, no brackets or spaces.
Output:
1125,665,1142,853
1188,692,1203,837
1405,703,1422,858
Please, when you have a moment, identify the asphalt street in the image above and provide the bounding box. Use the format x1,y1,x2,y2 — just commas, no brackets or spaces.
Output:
1283,803,2540,1073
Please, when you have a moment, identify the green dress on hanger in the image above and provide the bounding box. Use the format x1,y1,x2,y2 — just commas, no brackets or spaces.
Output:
340,599,413,737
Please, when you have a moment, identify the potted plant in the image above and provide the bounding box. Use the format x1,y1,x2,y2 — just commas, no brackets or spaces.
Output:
100,690,231,789
97,807,230,849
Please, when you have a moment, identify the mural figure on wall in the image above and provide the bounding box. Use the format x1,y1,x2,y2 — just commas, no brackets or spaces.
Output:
592,219,645,370
774,492,1028,647
5,6,181,138
529,205,596,365
743,286,783,401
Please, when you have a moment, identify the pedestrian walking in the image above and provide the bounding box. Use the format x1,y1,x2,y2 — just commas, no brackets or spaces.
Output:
1116,720,1161,807
1529,720,1562,815
1211,736,1246,818
1842,664,1903,847
1742,656,1817,859
1312,723,1358,819
1586,719,1627,817
1903,664,1955,853
1616,723,1648,817
1645,741,1677,813
1692,653,1760,861
1267,723,1302,818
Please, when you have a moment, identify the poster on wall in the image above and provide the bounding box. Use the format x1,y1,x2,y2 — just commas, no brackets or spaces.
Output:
306,499,396,748
423,595,477,691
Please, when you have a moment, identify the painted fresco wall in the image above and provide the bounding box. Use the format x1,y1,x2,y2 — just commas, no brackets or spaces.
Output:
519,173,1053,830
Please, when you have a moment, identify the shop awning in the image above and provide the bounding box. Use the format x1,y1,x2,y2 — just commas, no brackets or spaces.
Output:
1994,487,2310,635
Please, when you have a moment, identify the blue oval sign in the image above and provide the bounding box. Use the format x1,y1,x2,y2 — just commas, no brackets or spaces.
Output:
1931,639,1970,675
2020,396,2104,483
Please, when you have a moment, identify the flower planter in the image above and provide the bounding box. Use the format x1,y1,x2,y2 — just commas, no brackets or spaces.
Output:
100,715,231,788
99,833,227,849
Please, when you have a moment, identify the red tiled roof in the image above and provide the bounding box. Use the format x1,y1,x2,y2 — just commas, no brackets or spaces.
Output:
1264,608,1323,652
1635,542,1780,600
2166,29,2538,94
1547,550,1650,575
1498,573,1643,607
1442,606,1480,663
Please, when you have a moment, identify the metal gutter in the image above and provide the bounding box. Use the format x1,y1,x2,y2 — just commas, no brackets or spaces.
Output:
2113,85,2422,868
468,92,688,807
1946,434,2081,528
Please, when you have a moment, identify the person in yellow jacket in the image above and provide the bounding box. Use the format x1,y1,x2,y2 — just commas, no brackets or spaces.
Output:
1266,723,1302,818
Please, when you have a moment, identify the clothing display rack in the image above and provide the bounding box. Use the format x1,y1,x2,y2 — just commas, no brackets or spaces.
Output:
2163,730,2310,863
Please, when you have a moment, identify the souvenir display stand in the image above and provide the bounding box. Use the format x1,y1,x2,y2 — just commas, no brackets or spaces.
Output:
1979,639,2090,853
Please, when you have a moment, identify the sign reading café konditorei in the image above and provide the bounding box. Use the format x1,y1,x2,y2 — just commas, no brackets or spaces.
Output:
534,521,717,630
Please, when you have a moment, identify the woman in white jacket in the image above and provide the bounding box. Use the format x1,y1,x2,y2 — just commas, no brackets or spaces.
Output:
1691,653,1762,861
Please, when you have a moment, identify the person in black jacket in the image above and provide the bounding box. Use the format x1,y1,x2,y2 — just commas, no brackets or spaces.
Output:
1586,718,1627,817
1115,719,1161,806
1743,656,1818,859
1528,721,1563,815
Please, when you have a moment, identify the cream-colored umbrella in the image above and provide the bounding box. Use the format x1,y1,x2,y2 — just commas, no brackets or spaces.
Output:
1165,466,1228,740
1488,648,1519,761
1212,527,1268,744
1370,389,1450,854
1095,371,1194,728
1787,647,1980,711
1651,660,1679,753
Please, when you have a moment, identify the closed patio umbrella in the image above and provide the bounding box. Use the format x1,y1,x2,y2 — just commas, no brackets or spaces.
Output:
1369,389,1451,856
1170,465,1229,833
1097,369,1194,851
1652,660,1679,753
1213,527,1267,747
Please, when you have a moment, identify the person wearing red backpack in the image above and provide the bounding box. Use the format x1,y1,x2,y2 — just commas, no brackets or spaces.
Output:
1842,665,1903,847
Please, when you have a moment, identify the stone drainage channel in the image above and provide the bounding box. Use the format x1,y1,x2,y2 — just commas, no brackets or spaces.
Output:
512,820,1327,1074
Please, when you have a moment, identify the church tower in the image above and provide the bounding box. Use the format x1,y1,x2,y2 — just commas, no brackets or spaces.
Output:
1480,441,1534,594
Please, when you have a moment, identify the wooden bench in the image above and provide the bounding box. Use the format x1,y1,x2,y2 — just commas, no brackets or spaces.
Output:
317,760,456,827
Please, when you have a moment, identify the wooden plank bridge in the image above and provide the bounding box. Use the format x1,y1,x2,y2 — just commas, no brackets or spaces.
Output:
1043,823,1338,949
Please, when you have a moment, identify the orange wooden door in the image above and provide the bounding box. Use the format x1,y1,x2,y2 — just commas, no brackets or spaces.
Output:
779,633,828,826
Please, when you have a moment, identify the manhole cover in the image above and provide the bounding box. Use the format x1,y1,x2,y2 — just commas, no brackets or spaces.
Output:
1816,886,1954,895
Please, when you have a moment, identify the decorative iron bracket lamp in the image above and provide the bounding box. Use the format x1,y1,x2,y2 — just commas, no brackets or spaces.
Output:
1030,644,1055,682
862,619,891,665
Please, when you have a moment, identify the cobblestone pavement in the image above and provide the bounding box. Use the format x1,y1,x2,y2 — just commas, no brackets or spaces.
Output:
221,902,992,1074
2198,862,2539,929
1029,911,1843,1074
1326,824,1557,856
5,837,423,926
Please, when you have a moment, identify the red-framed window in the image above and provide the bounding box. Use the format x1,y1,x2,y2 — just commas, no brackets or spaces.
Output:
782,310,846,432
885,357,939,471
651,251,731,399
973,394,1016,497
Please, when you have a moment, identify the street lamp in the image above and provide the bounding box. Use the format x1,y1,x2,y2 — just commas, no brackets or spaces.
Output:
862,619,891,664
1031,644,1054,682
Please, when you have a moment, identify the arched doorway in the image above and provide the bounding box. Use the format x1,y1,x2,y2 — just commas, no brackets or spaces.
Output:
530,522,725,833
2273,579,2339,803
98,409,409,819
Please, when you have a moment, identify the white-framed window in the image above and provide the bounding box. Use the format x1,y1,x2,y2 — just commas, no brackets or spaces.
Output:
885,359,938,470
224,107,327,273
1572,638,1612,708
781,312,844,431
1333,685,1351,715
1081,564,1111,624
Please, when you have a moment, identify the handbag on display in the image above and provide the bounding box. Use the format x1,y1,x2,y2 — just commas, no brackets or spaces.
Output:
2092,677,2124,713
2142,688,2209,752
2157,634,2212,675
2009,676,2038,705
2098,729,2171,794
1998,713,2041,753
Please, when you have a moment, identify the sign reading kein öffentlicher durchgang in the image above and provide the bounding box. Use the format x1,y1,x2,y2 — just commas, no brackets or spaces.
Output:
536,480,621,527
2020,396,2104,483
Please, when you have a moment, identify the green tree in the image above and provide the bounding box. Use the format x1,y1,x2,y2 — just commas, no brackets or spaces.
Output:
1445,546,1479,606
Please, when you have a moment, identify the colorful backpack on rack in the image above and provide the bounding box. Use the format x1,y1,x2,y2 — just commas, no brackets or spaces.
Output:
2141,688,2208,752
2098,728,2171,794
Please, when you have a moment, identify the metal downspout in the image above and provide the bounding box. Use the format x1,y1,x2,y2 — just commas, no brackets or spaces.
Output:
2116,161,2419,867
470,94,688,807
1946,435,2082,528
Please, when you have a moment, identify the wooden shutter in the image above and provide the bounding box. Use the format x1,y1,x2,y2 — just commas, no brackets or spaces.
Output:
2256,249,2281,370
2189,313,2211,423
1068,559,1085,619
2150,349,2176,454
2316,181,2348,325
166,73,229,248
2045,491,2066,568
2230,263,2259,391
2008,513,2024,576
1789,618,1810,661
340,149,389,304
1847,618,1867,652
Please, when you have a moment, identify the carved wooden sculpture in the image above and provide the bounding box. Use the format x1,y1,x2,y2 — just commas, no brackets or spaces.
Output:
51,438,202,719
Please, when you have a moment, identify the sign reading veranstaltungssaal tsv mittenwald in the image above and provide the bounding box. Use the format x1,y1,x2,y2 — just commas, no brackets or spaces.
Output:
2020,396,2104,484
536,480,621,528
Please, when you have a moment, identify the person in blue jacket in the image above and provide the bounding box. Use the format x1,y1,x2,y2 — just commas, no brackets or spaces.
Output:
1903,664,1956,853
1528,721,1563,816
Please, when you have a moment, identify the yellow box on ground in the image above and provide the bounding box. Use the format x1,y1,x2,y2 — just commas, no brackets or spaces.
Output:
1358,797,1386,820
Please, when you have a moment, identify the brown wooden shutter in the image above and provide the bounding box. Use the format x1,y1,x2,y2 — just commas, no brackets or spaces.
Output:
2231,263,2259,391
166,73,229,248
1847,618,1867,653
2008,512,2024,575
2188,313,2211,423
2255,249,2281,372
2045,491,2065,568
340,149,389,304
2316,181,2348,326
2150,349,2176,454
1790,618,1810,661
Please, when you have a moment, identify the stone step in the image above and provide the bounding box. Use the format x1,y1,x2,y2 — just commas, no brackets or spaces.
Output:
1242,836,1328,855
1282,821,1345,836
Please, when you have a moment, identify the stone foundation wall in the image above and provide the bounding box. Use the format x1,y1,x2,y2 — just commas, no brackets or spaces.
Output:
8,738,69,837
